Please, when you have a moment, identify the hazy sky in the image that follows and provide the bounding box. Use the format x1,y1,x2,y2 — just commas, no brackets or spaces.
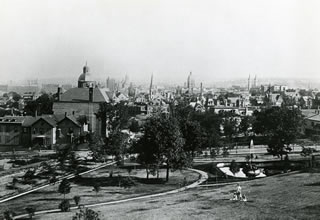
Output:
0,0,320,84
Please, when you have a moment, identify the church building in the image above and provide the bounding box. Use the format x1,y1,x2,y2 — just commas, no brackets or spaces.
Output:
53,64,112,136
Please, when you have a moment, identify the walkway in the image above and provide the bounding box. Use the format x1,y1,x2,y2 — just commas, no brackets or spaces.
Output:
0,161,116,204
13,168,208,219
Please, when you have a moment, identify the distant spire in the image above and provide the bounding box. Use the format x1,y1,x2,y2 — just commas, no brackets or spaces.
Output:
149,73,153,101
200,82,203,102
248,74,251,91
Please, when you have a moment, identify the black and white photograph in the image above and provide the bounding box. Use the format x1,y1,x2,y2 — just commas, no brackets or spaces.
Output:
0,0,320,219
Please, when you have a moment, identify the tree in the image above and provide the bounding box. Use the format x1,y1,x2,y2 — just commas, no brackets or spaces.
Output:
253,106,302,160
94,101,130,163
73,196,81,207
180,120,202,157
59,199,70,212
230,160,240,174
24,93,54,116
3,210,15,220
73,208,100,220
239,116,251,136
25,207,35,220
129,119,140,133
9,91,21,102
56,145,72,170
134,115,189,182
93,183,100,195
58,179,71,199
223,118,237,140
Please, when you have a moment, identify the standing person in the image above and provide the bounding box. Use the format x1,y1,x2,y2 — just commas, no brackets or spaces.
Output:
236,183,242,200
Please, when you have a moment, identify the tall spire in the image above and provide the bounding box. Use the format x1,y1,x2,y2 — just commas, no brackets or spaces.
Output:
248,74,251,91
200,82,203,103
149,73,153,101
187,72,192,93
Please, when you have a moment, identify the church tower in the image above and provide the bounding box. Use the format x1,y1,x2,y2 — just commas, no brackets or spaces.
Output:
149,73,153,101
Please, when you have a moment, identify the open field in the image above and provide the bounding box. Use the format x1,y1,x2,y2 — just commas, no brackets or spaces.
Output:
38,168,320,220
0,165,198,217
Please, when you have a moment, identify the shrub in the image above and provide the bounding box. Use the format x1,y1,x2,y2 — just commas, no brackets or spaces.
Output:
25,207,36,219
73,195,81,207
230,160,240,174
3,210,15,220
59,199,70,212
93,183,100,194
73,208,100,220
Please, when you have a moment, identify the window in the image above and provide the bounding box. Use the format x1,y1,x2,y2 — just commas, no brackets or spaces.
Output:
40,129,44,135
33,128,37,134
0,136,2,143
23,127,27,133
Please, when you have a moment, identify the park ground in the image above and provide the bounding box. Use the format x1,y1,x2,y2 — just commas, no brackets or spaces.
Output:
0,165,198,217
38,168,320,220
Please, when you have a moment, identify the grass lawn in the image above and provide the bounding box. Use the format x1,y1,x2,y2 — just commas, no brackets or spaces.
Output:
38,168,320,220
0,165,198,217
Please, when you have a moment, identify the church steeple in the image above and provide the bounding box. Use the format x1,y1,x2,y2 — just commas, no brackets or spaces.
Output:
149,73,153,101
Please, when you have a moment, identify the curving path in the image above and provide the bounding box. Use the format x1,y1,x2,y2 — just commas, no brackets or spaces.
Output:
13,168,208,220
0,161,116,204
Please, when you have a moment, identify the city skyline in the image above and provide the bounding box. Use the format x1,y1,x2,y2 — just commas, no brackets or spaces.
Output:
1,0,320,83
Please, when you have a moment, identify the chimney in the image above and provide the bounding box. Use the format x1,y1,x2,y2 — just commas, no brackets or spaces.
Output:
89,86,94,102
35,110,38,117
57,87,62,101
65,112,67,117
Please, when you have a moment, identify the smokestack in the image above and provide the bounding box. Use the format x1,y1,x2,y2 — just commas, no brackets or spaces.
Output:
89,86,94,102
57,87,62,101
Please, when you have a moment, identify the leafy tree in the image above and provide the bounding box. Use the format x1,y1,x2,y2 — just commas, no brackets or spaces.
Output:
58,179,71,199
223,118,237,140
3,210,15,220
56,145,72,170
25,207,36,220
104,130,129,165
253,106,302,160
23,169,35,181
239,116,251,136
230,160,240,174
24,93,54,116
134,115,189,182
93,183,101,195
59,199,70,212
73,196,81,207
180,120,202,157
73,208,100,220
129,119,140,132
9,91,21,102
96,101,130,138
